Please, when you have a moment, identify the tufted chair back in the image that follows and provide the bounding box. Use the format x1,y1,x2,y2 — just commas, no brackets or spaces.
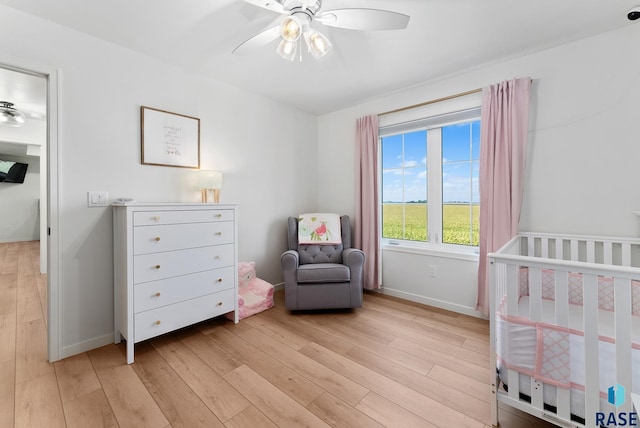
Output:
287,216,351,265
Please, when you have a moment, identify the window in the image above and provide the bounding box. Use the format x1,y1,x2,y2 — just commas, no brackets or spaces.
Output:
380,108,480,248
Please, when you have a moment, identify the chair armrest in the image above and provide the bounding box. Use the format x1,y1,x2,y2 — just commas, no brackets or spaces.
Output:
342,248,365,270
281,250,299,271
281,250,300,307
343,248,365,307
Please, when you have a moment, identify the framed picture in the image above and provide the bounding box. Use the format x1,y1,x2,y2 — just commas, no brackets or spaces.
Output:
140,106,200,168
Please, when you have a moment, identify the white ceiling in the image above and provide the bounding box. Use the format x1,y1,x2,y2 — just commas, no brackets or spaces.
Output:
0,67,46,116
0,0,637,114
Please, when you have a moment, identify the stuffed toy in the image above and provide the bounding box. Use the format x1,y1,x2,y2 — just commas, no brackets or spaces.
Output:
237,261,274,319
238,261,257,288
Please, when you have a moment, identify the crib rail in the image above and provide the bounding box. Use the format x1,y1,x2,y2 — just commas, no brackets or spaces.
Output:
518,232,640,267
489,233,640,428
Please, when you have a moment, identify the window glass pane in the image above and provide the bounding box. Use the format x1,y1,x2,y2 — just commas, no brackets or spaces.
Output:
381,203,427,241
404,203,427,241
471,120,480,160
382,169,403,204
443,203,474,246
381,134,403,169
381,130,427,242
441,119,480,247
442,162,471,204
380,115,479,247
442,123,471,162
403,130,427,170
382,203,403,239
442,162,473,246
404,161,426,204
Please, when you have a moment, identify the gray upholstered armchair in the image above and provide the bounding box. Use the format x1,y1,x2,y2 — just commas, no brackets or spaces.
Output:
281,215,364,310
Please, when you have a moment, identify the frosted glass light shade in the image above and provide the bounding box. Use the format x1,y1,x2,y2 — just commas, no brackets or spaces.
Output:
308,31,332,58
280,16,302,42
277,39,298,61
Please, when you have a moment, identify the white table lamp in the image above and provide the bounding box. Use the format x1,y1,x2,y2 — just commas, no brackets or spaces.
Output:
198,170,223,203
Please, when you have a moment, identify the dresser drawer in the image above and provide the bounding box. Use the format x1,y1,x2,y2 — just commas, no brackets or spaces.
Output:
133,209,233,226
134,244,234,284
133,221,233,255
134,266,234,313
134,289,236,343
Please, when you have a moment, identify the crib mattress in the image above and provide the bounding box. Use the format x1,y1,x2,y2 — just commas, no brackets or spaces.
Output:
497,297,640,420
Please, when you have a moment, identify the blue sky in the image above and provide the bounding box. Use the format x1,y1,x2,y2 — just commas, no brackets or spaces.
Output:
382,121,480,203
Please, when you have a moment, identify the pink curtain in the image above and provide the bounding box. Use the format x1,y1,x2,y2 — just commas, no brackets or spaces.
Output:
355,115,380,290
476,77,531,316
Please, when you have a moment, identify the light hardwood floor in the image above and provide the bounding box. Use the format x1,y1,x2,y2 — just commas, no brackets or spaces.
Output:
0,240,555,428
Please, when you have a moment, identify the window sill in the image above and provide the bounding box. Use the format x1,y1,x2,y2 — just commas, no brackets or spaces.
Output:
382,241,479,262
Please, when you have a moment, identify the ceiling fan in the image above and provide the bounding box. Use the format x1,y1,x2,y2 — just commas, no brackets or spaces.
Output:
0,101,45,128
233,0,410,61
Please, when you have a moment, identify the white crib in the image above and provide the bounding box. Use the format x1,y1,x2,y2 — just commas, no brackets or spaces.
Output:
489,232,640,427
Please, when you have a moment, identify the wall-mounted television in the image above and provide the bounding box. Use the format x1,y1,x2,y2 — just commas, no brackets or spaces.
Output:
0,159,28,183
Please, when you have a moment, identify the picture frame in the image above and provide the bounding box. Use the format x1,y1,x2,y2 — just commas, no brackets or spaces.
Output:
140,106,200,168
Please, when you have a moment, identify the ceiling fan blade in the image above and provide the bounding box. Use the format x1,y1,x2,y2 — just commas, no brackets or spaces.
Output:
232,25,281,54
317,8,410,31
241,0,287,15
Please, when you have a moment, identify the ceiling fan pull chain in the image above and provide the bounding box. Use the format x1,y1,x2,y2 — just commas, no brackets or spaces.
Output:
298,38,303,62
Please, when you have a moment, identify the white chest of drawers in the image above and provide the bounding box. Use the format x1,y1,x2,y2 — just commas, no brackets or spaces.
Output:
113,203,238,364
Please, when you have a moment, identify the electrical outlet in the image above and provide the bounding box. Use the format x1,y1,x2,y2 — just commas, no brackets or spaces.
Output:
428,265,437,277
87,191,109,207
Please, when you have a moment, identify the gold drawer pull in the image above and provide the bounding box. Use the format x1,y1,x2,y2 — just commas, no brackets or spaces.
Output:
216,302,223,307
154,237,161,242
154,292,161,297
152,216,160,222
214,213,222,218
214,232,222,236
155,264,161,270
214,256,221,260
216,278,223,283
155,320,162,325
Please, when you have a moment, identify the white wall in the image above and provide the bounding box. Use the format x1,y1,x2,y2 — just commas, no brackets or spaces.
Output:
318,23,640,317
2,4,639,356
0,154,40,242
0,5,318,358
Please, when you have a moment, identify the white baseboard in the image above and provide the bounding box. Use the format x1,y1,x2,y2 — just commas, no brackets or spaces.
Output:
0,237,40,244
59,333,114,361
273,282,284,291
377,287,487,319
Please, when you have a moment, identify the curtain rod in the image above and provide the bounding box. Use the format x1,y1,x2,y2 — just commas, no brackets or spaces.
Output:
378,79,533,117
378,88,481,117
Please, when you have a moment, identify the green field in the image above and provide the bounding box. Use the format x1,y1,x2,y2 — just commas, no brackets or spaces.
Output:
382,203,479,246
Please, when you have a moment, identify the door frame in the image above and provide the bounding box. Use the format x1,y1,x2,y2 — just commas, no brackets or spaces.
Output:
0,56,61,362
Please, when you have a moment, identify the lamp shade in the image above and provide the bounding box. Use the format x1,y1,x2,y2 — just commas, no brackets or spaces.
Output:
308,31,332,58
198,170,223,190
280,16,302,42
277,39,298,61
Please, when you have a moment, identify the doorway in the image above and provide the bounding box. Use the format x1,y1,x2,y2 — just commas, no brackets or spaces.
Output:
0,58,60,362
0,67,46,270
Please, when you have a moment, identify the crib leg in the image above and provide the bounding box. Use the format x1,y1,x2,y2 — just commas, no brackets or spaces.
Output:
489,368,500,427
491,378,499,426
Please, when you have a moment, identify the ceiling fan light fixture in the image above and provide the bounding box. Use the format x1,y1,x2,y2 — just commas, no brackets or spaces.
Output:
237,0,409,61
308,30,332,58
0,101,26,127
276,38,298,61
280,15,302,42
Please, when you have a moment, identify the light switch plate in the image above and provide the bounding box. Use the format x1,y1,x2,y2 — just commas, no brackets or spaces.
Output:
87,191,109,207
